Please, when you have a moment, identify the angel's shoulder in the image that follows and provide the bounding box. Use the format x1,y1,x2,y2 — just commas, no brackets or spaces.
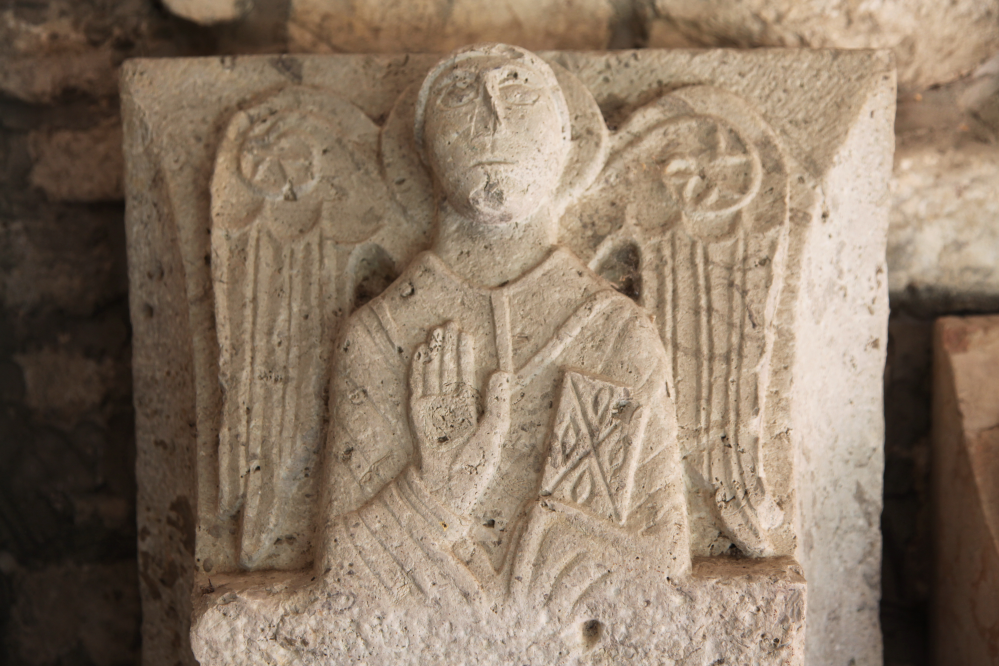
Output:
336,252,445,363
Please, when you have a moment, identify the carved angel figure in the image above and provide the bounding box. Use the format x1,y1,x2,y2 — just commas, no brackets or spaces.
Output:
211,41,793,583
318,44,690,605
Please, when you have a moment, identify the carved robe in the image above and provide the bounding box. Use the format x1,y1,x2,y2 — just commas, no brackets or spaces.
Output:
319,248,689,604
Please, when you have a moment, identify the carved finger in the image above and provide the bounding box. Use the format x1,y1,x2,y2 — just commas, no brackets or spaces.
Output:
426,326,443,395
458,329,475,393
410,343,429,400
441,321,459,393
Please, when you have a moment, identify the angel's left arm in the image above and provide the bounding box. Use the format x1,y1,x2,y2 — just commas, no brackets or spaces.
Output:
599,310,690,560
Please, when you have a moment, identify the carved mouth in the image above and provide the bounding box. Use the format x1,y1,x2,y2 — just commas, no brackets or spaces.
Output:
472,160,513,167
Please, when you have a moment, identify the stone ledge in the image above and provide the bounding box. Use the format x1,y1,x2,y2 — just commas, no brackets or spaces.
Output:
191,558,806,665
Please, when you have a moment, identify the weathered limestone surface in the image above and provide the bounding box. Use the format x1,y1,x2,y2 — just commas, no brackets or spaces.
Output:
192,558,805,665
933,316,999,666
640,0,999,92
890,142,999,311
28,119,124,203
889,61,999,313
122,48,893,665
289,0,620,53
0,0,195,104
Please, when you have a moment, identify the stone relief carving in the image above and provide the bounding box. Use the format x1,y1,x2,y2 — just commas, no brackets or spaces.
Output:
186,43,810,664
123,46,896,666
562,85,791,556
210,46,793,578
316,46,688,606
211,88,427,569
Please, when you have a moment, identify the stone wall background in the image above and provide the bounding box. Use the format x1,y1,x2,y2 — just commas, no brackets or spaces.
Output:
1,1,996,665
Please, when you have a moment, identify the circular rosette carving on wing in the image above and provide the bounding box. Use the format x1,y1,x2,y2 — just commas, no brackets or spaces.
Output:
238,113,320,202
564,86,788,248
211,86,393,245
379,58,607,227
657,115,762,221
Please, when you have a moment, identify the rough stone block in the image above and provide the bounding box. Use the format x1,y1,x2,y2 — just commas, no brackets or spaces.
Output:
640,0,999,92
288,0,618,53
932,315,999,666
0,206,125,316
29,119,124,203
122,47,893,665
890,142,999,312
889,65,999,313
0,0,202,104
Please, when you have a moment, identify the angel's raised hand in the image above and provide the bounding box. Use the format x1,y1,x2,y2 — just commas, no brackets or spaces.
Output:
409,322,479,454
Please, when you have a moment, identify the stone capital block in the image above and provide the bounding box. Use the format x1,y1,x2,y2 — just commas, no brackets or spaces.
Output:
122,47,894,666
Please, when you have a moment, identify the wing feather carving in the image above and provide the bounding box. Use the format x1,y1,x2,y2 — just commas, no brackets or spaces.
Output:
564,86,790,556
211,87,427,569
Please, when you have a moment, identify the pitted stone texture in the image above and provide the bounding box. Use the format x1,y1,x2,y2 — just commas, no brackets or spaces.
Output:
289,0,618,53
191,559,804,666
933,316,999,666
0,0,192,104
640,0,999,92
890,142,999,312
122,48,893,666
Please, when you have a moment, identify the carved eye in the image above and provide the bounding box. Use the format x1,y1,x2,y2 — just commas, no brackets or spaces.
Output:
438,77,478,108
498,82,541,106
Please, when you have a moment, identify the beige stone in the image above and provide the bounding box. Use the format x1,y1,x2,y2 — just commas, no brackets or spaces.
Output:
640,0,999,92
29,119,124,203
162,0,253,25
0,0,175,103
932,316,999,666
889,64,999,312
890,142,999,311
14,347,115,430
288,0,618,53
122,46,893,665
0,50,120,104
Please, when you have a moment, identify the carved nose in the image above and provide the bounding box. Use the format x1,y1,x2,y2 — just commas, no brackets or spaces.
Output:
472,103,498,139
471,77,503,138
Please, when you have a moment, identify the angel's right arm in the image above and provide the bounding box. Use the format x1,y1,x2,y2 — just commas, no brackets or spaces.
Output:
320,306,415,520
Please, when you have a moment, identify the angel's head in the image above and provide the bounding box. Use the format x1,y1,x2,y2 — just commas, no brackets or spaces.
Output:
414,44,572,226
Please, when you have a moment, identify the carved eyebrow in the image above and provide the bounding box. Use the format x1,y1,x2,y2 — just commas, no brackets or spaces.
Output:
434,69,476,89
446,68,478,80
498,65,544,84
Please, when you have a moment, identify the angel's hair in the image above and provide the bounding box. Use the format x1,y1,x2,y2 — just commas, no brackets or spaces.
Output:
413,43,572,165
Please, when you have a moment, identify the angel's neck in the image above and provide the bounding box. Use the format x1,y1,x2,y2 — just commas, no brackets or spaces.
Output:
432,202,558,289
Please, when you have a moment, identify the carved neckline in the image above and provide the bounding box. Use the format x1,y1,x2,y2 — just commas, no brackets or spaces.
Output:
416,246,584,295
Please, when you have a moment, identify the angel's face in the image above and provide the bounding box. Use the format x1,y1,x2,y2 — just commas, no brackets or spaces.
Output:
424,56,566,225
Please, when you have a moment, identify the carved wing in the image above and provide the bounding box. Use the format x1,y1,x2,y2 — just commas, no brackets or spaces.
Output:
211,86,427,569
561,86,790,556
